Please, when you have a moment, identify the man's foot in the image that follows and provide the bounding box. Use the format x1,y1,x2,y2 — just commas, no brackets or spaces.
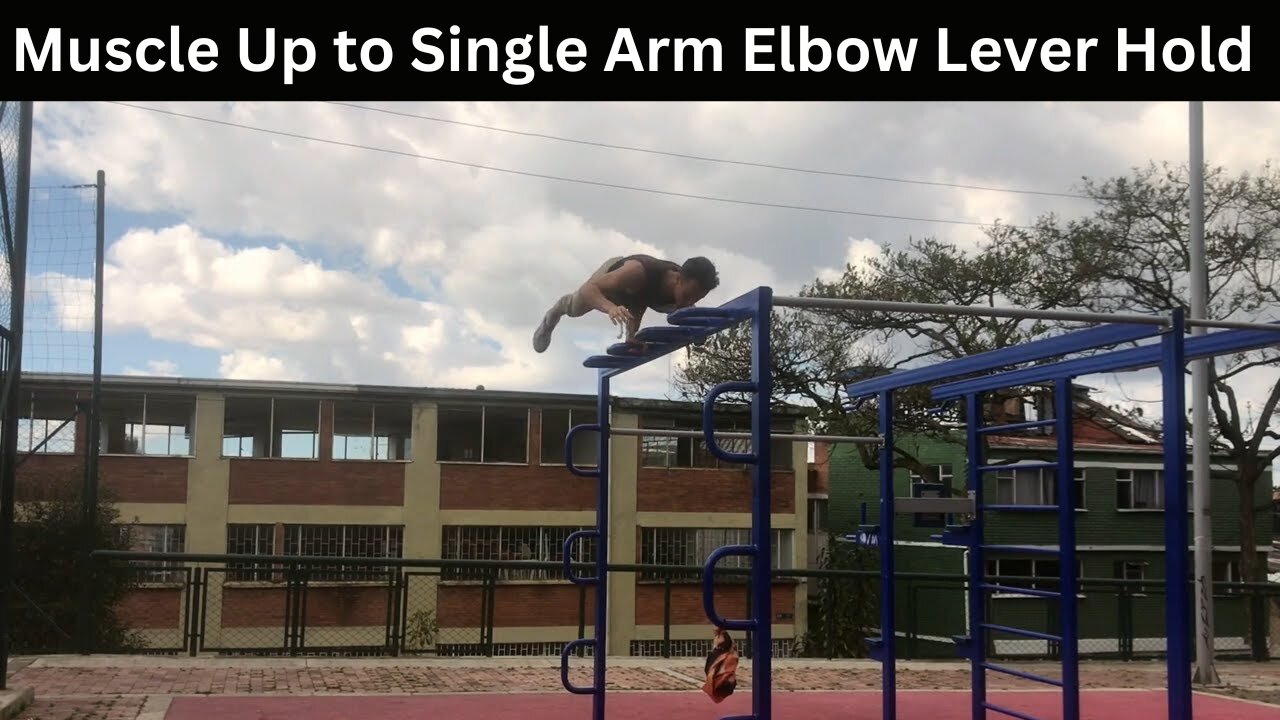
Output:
533,308,562,353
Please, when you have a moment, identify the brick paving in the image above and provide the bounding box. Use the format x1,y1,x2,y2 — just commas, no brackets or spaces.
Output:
5,656,1279,719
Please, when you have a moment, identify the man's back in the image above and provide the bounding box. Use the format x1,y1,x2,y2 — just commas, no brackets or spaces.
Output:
604,254,681,311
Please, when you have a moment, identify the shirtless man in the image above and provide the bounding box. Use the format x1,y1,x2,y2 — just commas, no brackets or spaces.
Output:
532,254,720,353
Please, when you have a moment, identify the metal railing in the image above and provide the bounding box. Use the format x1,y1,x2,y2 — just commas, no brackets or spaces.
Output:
7,550,1274,664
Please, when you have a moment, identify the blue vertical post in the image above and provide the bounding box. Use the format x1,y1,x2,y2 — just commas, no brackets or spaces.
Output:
964,392,986,720
1161,309,1192,720
1054,377,1080,720
878,389,896,720
750,286,773,720
592,372,610,720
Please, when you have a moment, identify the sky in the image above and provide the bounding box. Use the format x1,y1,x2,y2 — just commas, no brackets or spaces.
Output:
13,100,1280,478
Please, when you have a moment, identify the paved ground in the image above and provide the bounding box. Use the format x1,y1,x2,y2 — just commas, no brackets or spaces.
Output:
5,655,1279,719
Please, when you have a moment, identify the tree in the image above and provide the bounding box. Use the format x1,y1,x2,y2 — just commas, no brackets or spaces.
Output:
674,230,1085,492
9,470,145,653
793,531,879,658
1020,160,1280,583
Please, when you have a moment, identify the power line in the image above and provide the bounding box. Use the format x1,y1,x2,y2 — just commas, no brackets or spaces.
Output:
323,100,1094,201
104,101,1036,230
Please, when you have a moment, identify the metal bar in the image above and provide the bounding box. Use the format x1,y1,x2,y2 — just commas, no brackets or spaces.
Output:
981,661,1064,687
77,169,105,656
977,462,1058,472
980,623,1062,643
605,426,881,444
878,389,896,720
1055,377,1080,720
893,497,975,514
1162,309,1193,720
1188,102,1219,688
592,371,610,719
982,545,1060,556
981,505,1058,513
588,288,760,379
975,418,1056,434
982,584,1061,599
750,286,773,720
983,700,1047,720
843,322,1163,398
774,294,1171,324
0,101,33,689
931,324,1280,400
966,393,986,720
775,294,1280,332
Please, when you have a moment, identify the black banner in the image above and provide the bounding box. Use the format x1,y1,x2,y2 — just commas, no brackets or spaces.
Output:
2,16,1276,100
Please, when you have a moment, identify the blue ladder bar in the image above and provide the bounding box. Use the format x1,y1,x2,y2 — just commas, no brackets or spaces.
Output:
558,373,613,720
981,661,1064,687
975,418,1057,434
982,701,1045,720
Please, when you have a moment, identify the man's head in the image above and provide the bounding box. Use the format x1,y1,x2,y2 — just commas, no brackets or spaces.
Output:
673,256,720,307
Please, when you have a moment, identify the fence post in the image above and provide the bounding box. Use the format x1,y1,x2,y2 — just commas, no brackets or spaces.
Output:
1250,590,1269,662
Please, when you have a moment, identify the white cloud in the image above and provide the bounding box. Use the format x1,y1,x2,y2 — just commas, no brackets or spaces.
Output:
20,99,1280,418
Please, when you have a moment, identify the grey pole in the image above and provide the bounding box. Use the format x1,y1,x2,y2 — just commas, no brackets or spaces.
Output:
604,426,882,444
1189,101,1219,686
771,295,1279,332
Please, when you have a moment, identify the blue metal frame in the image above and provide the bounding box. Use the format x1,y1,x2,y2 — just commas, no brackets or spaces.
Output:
562,287,777,720
561,284,1278,720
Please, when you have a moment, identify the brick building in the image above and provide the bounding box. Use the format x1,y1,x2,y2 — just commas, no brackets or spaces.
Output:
11,371,814,657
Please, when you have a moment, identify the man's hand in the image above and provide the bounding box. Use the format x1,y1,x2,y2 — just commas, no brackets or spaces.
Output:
607,305,634,332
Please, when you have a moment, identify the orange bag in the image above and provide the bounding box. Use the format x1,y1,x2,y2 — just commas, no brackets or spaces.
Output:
702,627,739,703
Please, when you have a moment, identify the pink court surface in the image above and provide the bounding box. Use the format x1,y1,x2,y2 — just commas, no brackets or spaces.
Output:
165,689,1279,720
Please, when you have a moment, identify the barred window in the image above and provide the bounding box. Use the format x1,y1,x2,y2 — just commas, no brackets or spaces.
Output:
226,523,277,582
442,525,596,581
637,527,793,581
280,524,404,582
126,524,186,584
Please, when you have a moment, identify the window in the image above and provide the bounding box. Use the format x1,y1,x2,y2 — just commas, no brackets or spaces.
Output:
222,396,321,459
125,524,186,583
540,407,598,466
437,405,528,463
442,525,596,581
637,527,794,581
330,400,413,460
281,524,404,581
986,557,1083,596
1116,468,1192,510
14,388,79,454
994,464,1085,509
1212,559,1245,594
910,464,954,486
1112,559,1150,593
808,497,829,534
226,523,277,582
638,415,794,470
99,392,196,456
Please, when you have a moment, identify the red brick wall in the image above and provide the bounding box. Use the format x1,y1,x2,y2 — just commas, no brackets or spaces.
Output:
116,587,184,629
438,584,592,627
16,453,188,503
216,585,392,628
636,468,795,513
634,583,795,625
228,401,405,505
439,408,599,511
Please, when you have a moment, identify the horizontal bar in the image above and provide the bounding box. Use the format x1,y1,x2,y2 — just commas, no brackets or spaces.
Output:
982,583,1061,599
980,623,1062,642
893,497,975,514
981,505,1059,513
976,461,1057,472
842,322,1162,397
982,700,1046,720
976,418,1056,434
775,295,1172,325
981,545,1060,556
981,661,1064,687
776,294,1280,332
932,322,1280,400
607,426,882,444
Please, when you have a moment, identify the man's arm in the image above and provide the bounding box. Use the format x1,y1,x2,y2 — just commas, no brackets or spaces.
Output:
578,260,646,328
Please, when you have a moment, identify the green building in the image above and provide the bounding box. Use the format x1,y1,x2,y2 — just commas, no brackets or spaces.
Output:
826,383,1273,661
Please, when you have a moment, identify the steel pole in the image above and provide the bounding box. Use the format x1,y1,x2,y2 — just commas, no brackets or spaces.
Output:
1188,101,1219,686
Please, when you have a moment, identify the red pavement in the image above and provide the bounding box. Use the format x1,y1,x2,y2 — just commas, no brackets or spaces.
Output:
164,689,1280,720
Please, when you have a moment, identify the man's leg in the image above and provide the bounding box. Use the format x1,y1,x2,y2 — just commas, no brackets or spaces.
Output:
533,257,623,353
